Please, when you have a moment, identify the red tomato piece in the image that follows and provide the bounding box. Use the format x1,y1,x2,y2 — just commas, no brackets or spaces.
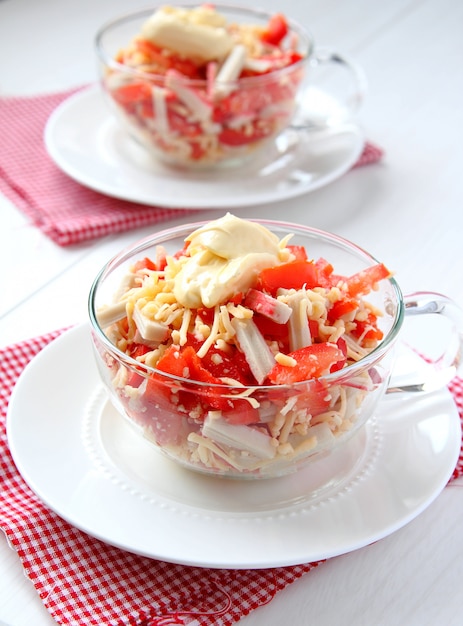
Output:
351,313,384,345
314,257,335,287
345,263,391,297
294,379,332,417
260,13,289,45
154,344,192,378
167,108,203,136
145,375,201,416
168,55,203,79
202,346,255,386
218,122,271,146
268,343,346,384
253,314,290,347
134,39,170,70
229,292,244,305
182,334,255,385
239,51,304,78
257,260,320,296
128,343,151,359
213,79,295,123
327,298,358,323
112,82,152,108
221,400,260,425
134,39,202,78
146,346,215,416
128,374,191,446
152,344,257,415
188,141,208,160
308,319,319,341
132,257,157,272
287,245,308,260
331,337,348,372
196,307,215,325
126,343,151,387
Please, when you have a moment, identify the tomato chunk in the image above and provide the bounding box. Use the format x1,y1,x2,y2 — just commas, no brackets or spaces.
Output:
268,343,346,384
218,122,271,146
287,245,308,261
134,39,202,78
258,260,319,296
351,313,384,345
345,263,391,297
294,379,332,416
133,257,157,272
125,343,151,387
113,82,151,107
327,298,358,323
150,344,257,417
314,257,335,287
260,13,289,45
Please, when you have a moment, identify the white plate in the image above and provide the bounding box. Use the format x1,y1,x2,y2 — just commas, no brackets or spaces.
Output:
7,325,461,569
44,86,365,209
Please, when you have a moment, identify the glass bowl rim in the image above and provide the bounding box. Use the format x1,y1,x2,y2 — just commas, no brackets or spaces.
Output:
94,2,314,88
88,218,404,391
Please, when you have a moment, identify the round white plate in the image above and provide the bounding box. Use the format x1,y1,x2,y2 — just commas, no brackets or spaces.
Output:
44,86,365,209
7,325,461,569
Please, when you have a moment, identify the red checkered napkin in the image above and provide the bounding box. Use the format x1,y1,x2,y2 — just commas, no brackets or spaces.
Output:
0,86,383,247
0,329,322,626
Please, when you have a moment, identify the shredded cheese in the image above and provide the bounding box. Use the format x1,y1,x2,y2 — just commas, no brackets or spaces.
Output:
275,352,297,367
197,306,221,358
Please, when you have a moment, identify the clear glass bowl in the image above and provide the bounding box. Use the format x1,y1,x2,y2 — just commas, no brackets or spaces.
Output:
95,4,311,169
88,219,404,479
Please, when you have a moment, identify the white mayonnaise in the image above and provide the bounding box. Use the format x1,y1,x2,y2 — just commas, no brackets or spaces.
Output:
173,213,286,308
141,5,234,63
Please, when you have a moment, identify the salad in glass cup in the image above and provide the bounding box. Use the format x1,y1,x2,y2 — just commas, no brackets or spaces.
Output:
95,4,309,168
95,3,364,169
89,214,450,479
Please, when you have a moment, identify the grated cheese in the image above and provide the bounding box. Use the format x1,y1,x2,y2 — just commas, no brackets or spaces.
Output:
196,305,221,358
275,352,297,367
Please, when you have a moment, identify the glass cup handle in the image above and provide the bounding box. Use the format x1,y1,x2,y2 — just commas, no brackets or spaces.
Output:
290,47,368,132
387,291,463,394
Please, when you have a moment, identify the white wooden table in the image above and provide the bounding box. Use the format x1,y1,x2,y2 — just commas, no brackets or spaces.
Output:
1,0,462,624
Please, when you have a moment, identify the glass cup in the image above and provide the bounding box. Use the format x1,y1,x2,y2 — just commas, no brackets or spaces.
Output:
95,3,366,169
88,220,463,480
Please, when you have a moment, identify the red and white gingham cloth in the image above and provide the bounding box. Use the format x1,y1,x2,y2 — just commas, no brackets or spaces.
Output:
0,330,462,625
0,329,321,626
0,86,383,247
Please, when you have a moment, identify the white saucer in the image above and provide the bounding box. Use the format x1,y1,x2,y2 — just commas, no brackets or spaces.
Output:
7,325,461,569
44,86,365,209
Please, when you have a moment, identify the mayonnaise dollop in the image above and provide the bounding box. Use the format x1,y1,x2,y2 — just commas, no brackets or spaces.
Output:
141,5,234,63
173,213,287,308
